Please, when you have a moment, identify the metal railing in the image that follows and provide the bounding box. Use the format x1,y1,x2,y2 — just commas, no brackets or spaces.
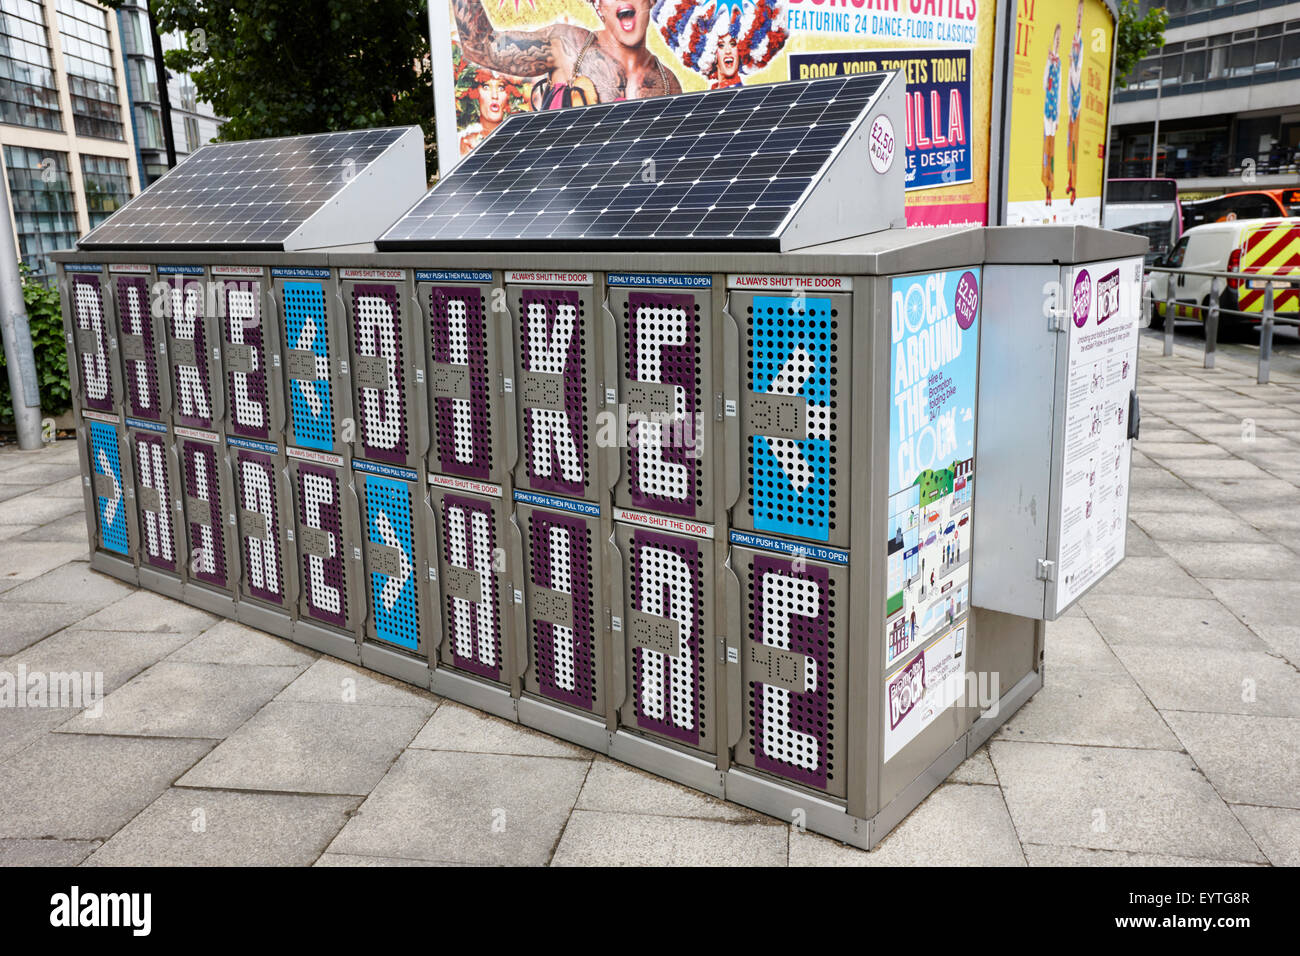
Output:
1145,265,1300,384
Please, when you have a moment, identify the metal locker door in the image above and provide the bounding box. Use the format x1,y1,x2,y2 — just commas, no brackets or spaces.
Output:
160,266,223,431
731,291,852,547
178,429,238,605
431,485,512,686
418,272,513,484
215,266,280,443
727,542,849,798
509,275,601,501
231,439,296,635
608,281,714,519
66,267,120,414
127,421,185,596
275,268,348,455
86,414,134,559
516,494,605,716
358,466,427,655
111,265,169,422
341,269,426,469
290,450,364,655
615,520,716,754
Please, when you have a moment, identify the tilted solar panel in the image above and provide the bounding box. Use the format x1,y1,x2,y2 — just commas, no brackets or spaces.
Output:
378,72,903,252
79,126,427,251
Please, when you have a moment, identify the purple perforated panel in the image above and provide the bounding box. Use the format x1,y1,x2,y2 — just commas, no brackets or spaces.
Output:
441,492,502,682
625,290,700,517
528,509,596,711
117,275,161,419
428,285,491,479
235,448,284,606
132,431,176,572
296,463,348,628
168,281,215,429
629,529,706,746
180,439,228,588
519,287,587,497
223,280,271,440
71,273,114,412
750,554,834,791
351,283,408,464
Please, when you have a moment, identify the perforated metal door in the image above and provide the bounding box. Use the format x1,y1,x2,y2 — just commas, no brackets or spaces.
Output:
731,547,847,797
88,419,130,555
164,273,219,430
69,272,116,413
294,461,357,632
233,448,287,607
361,473,422,652
511,283,598,501
733,292,851,546
115,273,165,421
220,277,274,441
130,428,180,573
421,280,502,481
519,502,603,714
278,273,340,453
346,278,417,466
434,489,506,683
610,287,713,519
616,522,715,753
180,437,234,592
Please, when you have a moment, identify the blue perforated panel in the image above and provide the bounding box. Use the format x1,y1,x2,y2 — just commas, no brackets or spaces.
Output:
283,280,335,451
363,474,419,650
748,295,836,543
89,421,129,555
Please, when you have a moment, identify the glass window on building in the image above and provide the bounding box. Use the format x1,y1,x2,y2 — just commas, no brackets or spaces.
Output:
3,145,78,283
56,0,124,140
183,115,199,152
80,153,131,227
133,102,162,149
0,0,63,130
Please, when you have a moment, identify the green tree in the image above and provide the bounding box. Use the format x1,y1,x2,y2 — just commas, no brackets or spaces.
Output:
1114,0,1169,89
0,265,71,425
105,1,434,166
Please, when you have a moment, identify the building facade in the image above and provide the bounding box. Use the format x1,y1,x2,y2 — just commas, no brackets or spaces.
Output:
1108,0,1300,192
1,0,139,281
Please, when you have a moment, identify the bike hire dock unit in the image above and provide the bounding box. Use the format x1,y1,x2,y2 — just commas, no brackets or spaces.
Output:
55,73,1146,849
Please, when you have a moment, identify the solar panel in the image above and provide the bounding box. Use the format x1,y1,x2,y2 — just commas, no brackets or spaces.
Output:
378,72,902,252
79,126,427,251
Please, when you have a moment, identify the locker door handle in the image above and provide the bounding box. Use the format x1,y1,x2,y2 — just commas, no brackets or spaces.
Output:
507,514,528,691
722,558,744,749
497,277,520,475
606,534,628,717
721,298,741,510
600,291,622,492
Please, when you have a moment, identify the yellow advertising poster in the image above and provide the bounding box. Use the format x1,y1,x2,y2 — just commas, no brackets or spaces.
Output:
439,0,996,226
1005,0,1113,225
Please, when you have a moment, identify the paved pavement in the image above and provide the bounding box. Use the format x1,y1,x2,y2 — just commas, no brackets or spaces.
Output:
0,330,1297,866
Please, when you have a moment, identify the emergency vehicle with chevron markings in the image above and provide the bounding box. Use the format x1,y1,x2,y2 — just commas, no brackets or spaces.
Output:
1151,217,1300,338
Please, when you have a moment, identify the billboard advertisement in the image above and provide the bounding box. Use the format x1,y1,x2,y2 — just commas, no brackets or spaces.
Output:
435,0,996,226
1004,0,1114,226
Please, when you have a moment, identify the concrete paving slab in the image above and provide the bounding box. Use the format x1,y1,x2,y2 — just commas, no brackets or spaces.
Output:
0,493,84,526
988,741,1265,863
166,619,317,667
789,784,1024,866
0,523,38,542
0,542,96,590
277,657,436,711
1131,511,1268,542
314,853,438,866
0,463,81,486
1155,458,1279,479
1022,844,1262,866
553,809,788,866
177,700,429,795
0,839,100,866
1081,594,1266,651
1113,645,1300,717
328,749,590,864
1248,624,1300,665
1164,711,1300,809
1123,522,1167,556
1231,805,1300,867
71,590,217,634
0,602,95,656
1182,475,1300,504
0,561,133,607
1200,577,1300,628
1129,467,1188,490
7,627,194,699
575,756,753,820
410,701,588,759
1125,487,1235,514
1232,506,1300,535
58,661,305,739
1084,555,1213,598
0,706,76,763
1137,442,1230,460
0,484,42,503
14,513,94,543
1156,540,1300,580
0,734,213,839
947,747,998,785
84,789,360,867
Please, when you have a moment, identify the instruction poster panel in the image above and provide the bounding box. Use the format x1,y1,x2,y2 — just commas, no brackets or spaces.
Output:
1054,257,1141,613
437,0,995,226
884,267,979,761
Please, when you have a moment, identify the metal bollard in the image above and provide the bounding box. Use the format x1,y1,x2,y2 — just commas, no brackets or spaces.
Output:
1204,276,1221,369
1259,282,1275,385
1164,280,1176,357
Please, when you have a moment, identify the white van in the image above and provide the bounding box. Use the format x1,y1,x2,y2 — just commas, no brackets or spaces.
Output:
1150,217,1300,337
